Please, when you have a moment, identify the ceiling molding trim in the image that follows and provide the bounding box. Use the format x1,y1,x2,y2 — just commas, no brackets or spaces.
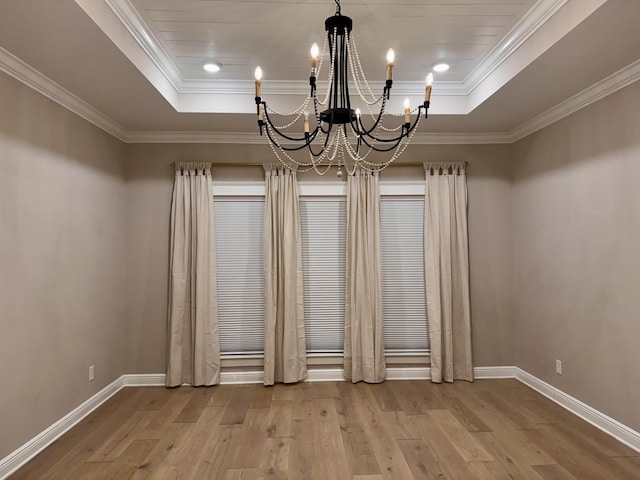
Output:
105,0,184,91
509,58,640,142
464,0,568,93
0,47,128,142
125,131,265,144
124,130,512,145
179,79,468,96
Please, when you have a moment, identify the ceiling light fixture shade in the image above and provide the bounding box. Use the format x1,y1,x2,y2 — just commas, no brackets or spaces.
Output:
254,0,432,174
203,62,221,72
433,63,450,72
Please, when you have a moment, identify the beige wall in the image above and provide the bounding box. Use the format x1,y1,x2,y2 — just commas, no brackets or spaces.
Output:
0,73,126,458
513,80,640,431
124,143,514,373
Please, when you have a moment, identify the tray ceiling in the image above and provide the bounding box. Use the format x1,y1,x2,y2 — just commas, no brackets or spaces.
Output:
1,0,639,140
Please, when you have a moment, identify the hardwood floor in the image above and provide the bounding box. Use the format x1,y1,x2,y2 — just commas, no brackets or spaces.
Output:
9,379,640,479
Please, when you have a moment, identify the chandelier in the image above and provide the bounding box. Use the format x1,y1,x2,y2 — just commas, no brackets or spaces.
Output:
254,0,433,175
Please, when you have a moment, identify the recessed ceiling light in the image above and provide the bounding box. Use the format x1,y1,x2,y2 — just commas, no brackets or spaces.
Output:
433,63,450,73
203,62,221,73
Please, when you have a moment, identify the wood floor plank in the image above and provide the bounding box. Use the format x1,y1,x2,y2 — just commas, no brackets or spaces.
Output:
288,401,316,480
250,384,274,409
427,409,494,462
397,438,448,480
472,431,547,480
416,411,478,479
350,384,415,479
389,380,429,416
370,381,402,412
532,464,581,480
336,382,380,476
220,386,255,425
190,425,240,479
163,406,226,479
256,437,290,479
451,382,556,466
173,386,213,423
117,439,159,467
523,425,635,480
407,380,448,410
208,384,235,407
230,408,268,469
87,410,154,462
9,379,639,480
225,468,260,480
265,399,293,438
381,411,422,441
312,398,352,479
440,382,493,432
611,456,640,479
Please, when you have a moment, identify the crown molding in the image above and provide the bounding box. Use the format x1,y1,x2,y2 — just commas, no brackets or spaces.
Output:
509,57,640,142
0,47,128,142
180,79,468,96
4,42,640,147
101,0,565,100
104,0,183,91
124,130,513,145
464,0,568,94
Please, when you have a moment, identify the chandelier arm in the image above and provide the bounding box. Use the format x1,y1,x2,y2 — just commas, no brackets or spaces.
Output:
263,108,315,143
357,92,390,137
360,103,424,145
267,118,317,146
358,130,406,152
304,129,333,158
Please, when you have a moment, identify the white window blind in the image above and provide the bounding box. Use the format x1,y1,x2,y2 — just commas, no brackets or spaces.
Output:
300,198,346,352
214,198,265,354
380,197,430,352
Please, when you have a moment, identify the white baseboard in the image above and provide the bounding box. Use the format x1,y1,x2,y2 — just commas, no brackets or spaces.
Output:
474,366,516,379
3,365,638,479
0,376,125,480
121,373,166,387
515,368,640,453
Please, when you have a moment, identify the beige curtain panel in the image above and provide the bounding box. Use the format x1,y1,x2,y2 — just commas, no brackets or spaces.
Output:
263,166,307,385
166,163,221,387
424,162,473,383
345,169,385,383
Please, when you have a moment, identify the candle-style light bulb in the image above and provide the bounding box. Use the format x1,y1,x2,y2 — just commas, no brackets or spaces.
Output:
386,48,395,64
403,98,411,124
386,48,395,81
304,111,310,133
310,43,319,78
255,66,263,97
425,73,433,102
355,108,363,132
310,43,319,60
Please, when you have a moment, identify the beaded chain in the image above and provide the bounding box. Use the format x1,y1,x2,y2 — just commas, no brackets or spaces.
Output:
260,21,424,175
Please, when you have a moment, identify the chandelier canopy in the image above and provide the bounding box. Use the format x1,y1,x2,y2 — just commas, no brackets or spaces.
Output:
254,0,433,175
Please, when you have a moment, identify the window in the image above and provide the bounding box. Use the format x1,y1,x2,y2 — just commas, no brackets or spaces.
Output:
214,198,265,354
300,198,346,352
380,197,429,352
212,181,429,357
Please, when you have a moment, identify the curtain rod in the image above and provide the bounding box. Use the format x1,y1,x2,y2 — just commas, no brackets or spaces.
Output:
175,162,436,167
172,162,468,168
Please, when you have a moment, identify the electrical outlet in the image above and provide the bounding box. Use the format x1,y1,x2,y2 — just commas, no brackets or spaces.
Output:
555,359,562,375
89,365,95,382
